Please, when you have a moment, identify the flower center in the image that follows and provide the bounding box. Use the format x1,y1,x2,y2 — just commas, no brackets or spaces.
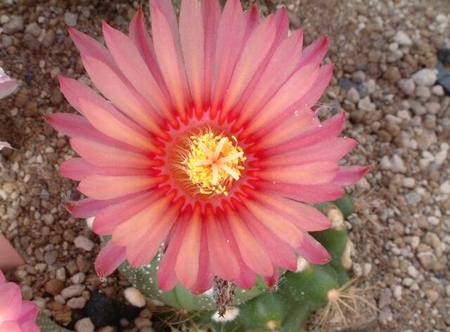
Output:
182,131,246,196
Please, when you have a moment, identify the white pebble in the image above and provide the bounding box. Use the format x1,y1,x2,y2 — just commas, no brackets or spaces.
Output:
75,317,94,332
74,236,95,251
412,68,438,87
124,287,146,308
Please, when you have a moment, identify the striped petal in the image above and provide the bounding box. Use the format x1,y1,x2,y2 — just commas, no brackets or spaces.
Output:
179,0,205,112
78,175,164,200
95,242,127,277
175,204,202,289
297,233,330,264
334,166,370,185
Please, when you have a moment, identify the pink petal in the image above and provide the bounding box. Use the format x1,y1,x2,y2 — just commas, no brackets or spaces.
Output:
95,242,127,277
334,166,371,185
221,15,277,114
201,0,221,110
0,67,18,99
60,158,151,181
93,192,158,235
126,198,181,267
247,108,318,152
248,191,331,232
0,282,22,321
254,138,357,165
68,28,116,69
190,222,212,294
17,301,38,324
0,321,21,332
102,22,173,125
65,196,137,218
175,205,202,289
210,0,246,118
256,112,345,156
81,54,166,137
205,206,240,280
218,211,256,289
111,194,173,246
257,181,344,204
298,36,329,68
230,29,303,123
255,161,339,185
179,0,205,112
78,98,157,153
78,175,164,200
224,204,274,277
129,9,167,91
244,64,334,140
241,64,319,136
297,233,331,264
151,0,190,119
241,207,297,271
243,197,303,248
70,137,158,169
157,208,191,291
0,271,5,283
19,322,40,332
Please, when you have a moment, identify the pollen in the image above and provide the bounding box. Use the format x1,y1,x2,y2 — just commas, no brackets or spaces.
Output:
182,131,246,196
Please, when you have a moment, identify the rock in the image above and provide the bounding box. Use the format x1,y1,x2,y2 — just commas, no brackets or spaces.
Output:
124,287,146,308
393,285,402,300
384,66,402,83
391,155,406,173
71,272,86,284
397,78,415,95
61,285,85,299
379,307,393,323
431,85,444,96
135,317,152,328
346,87,360,103
358,96,376,111
74,235,95,251
425,102,440,114
405,191,421,205
393,31,412,46
402,177,415,188
412,68,438,86
440,180,450,194
415,86,431,99
56,268,66,281
64,12,78,27
3,16,24,34
44,250,58,265
25,22,41,37
75,318,95,332
407,265,419,278
352,70,366,83
42,29,56,47
68,297,87,309
409,100,426,115
45,279,65,296
425,289,439,303
379,289,392,308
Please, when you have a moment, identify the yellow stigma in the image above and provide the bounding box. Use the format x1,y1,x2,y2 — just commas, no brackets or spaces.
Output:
182,131,246,196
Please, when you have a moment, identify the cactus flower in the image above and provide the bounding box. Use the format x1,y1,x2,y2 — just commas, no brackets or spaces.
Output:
0,271,39,332
48,0,368,293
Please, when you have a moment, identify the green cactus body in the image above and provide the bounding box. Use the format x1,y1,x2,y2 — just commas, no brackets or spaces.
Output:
120,257,268,311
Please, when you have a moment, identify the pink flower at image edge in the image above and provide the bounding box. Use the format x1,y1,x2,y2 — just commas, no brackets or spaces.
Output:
0,271,40,332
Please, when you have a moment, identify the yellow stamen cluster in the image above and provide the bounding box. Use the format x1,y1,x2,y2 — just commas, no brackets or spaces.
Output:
182,131,246,196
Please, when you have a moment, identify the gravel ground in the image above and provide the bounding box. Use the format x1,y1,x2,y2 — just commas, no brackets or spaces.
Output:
0,0,449,331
